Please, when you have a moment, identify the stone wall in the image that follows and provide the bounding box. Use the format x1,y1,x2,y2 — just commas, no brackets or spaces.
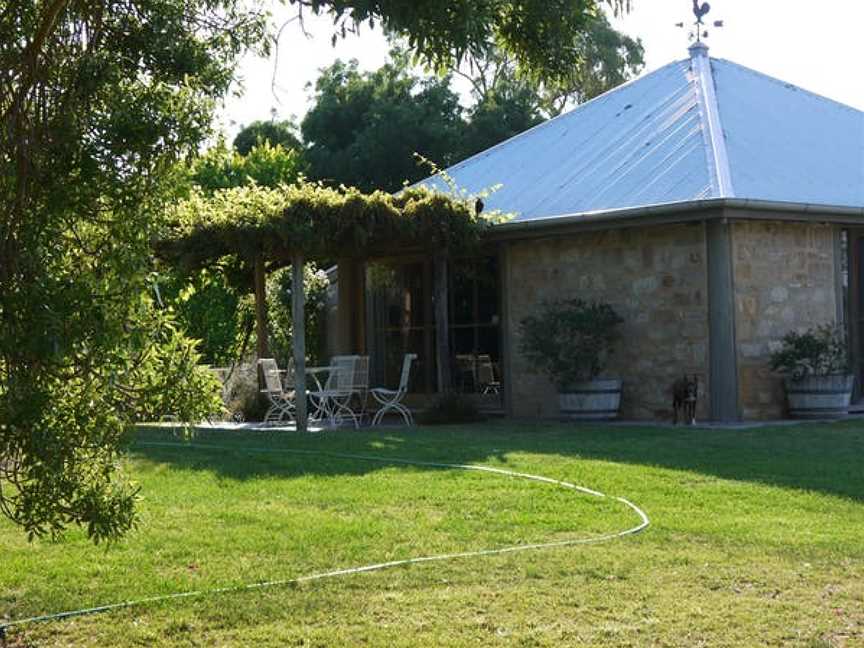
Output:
731,221,838,419
506,223,710,420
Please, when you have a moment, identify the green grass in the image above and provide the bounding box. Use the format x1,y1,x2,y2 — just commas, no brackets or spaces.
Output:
2,421,864,646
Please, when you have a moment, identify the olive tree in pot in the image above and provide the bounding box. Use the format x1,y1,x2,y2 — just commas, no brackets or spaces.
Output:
769,324,854,418
519,299,624,420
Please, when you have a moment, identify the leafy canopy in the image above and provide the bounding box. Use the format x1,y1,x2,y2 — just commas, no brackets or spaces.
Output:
0,0,264,541
293,0,631,82
302,56,463,192
233,119,303,155
190,139,306,193
163,182,494,269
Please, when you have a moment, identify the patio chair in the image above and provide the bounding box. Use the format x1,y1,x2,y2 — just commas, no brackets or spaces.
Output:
309,355,368,428
371,353,417,426
477,354,501,395
258,358,295,425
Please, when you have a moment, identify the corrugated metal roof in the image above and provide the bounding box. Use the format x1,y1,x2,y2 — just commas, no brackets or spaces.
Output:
418,50,864,223
712,58,864,207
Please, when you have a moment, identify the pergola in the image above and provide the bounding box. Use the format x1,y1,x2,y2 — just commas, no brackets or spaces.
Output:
160,182,490,431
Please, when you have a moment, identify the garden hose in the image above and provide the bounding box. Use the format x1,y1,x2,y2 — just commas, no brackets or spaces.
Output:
0,441,650,638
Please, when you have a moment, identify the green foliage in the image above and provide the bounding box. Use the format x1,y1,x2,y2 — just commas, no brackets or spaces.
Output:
233,119,302,156
769,325,850,380
294,1,630,83
163,182,492,269
519,299,623,389
268,264,331,369
167,138,305,365
0,0,265,541
0,294,222,542
157,266,252,366
119,301,224,423
416,392,482,425
302,57,463,192
190,140,306,193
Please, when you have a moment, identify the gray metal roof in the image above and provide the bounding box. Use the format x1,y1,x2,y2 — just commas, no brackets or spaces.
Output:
420,46,864,223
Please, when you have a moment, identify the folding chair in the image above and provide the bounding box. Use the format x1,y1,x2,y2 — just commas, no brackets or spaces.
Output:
371,353,417,426
258,358,295,425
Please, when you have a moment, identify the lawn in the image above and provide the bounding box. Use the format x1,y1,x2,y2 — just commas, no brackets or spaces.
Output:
2,421,863,647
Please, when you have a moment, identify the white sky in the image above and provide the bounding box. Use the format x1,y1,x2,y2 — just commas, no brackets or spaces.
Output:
218,0,864,139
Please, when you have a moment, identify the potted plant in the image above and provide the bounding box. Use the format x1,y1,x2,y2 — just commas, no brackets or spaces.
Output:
769,324,854,418
519,299,624,420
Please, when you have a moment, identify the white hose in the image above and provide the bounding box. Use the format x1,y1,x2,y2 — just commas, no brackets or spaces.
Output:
1,441,649,634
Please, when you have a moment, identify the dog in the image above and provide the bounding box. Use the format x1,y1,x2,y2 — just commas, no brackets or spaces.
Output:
672,374,699,425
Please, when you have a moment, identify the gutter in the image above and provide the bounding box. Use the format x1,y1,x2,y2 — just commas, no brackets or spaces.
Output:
491,197,864,235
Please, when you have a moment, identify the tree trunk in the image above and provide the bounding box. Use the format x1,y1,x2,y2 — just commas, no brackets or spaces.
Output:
292,255,307,432
433,250,451,392
254,254,269,359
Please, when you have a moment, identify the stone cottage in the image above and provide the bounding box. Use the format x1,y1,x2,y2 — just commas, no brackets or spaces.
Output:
331,41,864,422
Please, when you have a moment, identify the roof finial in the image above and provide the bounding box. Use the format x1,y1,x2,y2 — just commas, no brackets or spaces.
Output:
676,0,724,48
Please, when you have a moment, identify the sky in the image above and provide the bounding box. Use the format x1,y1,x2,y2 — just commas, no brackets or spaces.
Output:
218,0,864,139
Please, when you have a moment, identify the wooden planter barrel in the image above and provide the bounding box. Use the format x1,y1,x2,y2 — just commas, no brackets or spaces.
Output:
559,379,622,420
784,374,854,419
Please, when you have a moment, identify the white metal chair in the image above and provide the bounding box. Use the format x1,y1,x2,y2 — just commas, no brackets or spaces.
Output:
371,353,417,426
309,355,368,428
258,358,295,425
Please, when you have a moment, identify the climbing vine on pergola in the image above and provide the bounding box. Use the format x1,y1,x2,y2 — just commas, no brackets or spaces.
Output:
160,181,494,430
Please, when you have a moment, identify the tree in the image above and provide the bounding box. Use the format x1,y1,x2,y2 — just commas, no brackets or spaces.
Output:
302,56,463,192
233,119,302,155
191,139,306,193
0,0,265,541
288,1,631,83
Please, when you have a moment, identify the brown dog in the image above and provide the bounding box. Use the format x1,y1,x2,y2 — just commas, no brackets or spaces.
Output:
672,375,698,425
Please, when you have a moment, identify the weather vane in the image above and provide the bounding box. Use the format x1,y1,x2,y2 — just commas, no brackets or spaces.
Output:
676,0,724,43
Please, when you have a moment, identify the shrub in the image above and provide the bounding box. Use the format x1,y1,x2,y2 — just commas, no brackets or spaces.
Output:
769,324,850,381
417,392,483,425
519,298,623,390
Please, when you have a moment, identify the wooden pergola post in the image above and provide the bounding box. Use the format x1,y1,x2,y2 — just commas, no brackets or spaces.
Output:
433,249,451,392
254,253,269,359
292,254,308,432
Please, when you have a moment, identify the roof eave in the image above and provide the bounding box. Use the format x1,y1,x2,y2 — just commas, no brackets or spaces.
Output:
491,198,864,235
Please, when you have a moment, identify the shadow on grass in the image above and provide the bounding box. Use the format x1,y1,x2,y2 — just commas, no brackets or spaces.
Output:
132,419,864,501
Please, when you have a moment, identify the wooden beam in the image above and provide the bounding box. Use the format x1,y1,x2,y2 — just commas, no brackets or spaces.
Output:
292,255,308,432
433,250,451,392
254,254,269,359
